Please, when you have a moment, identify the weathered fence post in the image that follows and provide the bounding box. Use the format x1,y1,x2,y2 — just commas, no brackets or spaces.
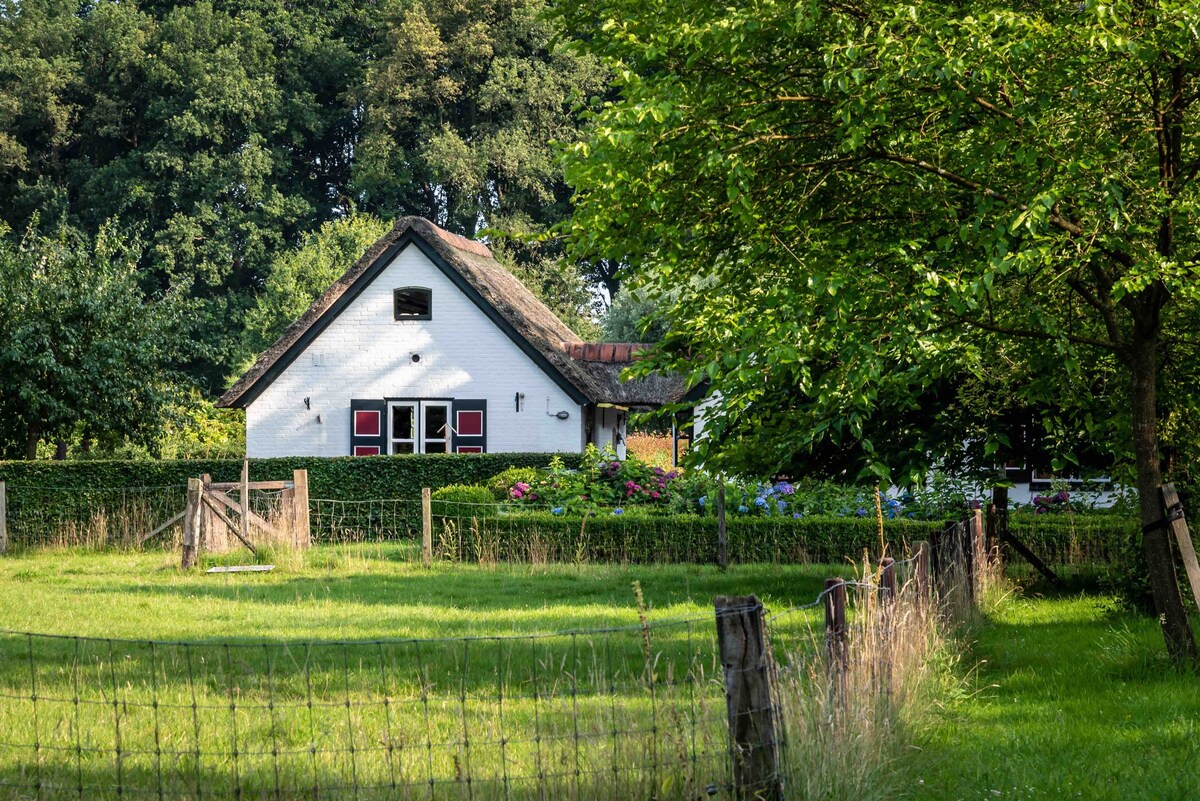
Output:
181,478,202,569
716,483,728,571
824,578,848,669
912,541,930,607
987,486,1008,566
879,557,897,609
0,480,7,554
239,458,251,548
970,509,985,591
962,515,978,605
1161,483,1200,612
292,469,311,548
421,487,433,567
714,595,781,801
928,527,943,595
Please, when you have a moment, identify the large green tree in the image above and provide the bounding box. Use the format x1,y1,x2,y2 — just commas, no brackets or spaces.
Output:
353,0,607,252
559,0,1200,659
0,224,185,459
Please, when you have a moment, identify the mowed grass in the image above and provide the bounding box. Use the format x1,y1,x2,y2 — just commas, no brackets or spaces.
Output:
913,591,1200,801
0,545,845,800
0,543,839,640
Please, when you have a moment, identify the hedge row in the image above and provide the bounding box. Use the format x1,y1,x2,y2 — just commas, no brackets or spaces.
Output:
424,513,944,564
1006,513,1138,567
0,454,583,548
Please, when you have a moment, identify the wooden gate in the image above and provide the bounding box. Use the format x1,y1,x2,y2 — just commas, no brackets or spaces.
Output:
180,462,310,569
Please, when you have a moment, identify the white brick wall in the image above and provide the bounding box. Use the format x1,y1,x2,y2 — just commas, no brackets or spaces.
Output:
245,244,585,457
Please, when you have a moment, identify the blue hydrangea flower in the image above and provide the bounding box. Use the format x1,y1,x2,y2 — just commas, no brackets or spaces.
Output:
754,497,767,508
698,496,707,507
776,500,787,512
792,512,802,519
612,508,624,516
737,505,749,513
551,507,564,515
856,507,869,517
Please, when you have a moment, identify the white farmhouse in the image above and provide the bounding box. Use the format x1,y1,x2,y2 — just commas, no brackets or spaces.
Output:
219,217,688,458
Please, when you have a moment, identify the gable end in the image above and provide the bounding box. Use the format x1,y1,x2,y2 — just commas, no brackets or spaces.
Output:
225,230,589,408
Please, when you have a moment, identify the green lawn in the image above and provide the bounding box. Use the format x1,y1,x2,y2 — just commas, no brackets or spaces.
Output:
914,592,1200,801
0,543,836,640
0,545,842,800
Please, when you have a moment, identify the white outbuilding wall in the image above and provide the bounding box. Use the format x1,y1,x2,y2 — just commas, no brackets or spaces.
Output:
245,243,584,457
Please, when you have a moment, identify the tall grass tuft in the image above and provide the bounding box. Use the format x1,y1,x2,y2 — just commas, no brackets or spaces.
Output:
774,550,991,800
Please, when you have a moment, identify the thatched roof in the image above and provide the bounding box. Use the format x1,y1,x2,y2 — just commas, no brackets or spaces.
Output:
218,217,690,409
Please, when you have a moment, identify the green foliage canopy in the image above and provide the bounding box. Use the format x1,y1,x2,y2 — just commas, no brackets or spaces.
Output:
0,224,185,458
559,0,1200,506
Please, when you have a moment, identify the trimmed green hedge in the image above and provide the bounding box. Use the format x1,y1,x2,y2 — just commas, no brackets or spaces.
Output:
0,454,583,549
0,453,583,496
1005,514,1137,567
430,512,942,564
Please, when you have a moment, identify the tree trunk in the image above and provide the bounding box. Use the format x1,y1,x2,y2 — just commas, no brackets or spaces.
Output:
1129,334,1196,663
24,424,41,460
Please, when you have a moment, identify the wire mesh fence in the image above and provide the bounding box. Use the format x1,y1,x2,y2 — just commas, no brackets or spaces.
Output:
1,486,188,550
0,616,739,801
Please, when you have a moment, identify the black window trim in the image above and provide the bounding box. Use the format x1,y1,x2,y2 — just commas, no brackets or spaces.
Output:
393,286,432,321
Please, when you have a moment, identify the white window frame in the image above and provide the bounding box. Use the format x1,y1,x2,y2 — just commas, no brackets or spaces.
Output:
388,402,418,454
388,400,453,454
420,401,451,454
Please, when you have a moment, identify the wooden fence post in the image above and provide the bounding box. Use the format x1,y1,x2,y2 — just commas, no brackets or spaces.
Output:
1161,483,1200,612
716,483,728,571
714,595,781,801
422,487,433,567
928,527,943,595
824,578,848,669
181,478,202,569
292,469,310,548
879,557,896,608
962,515,977,604
0,481,7,554
239,458,251,548
987,486,1008,566
912,541,930,607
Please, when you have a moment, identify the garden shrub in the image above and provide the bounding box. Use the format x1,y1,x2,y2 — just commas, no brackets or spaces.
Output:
485,467,541,501
430,484,496,515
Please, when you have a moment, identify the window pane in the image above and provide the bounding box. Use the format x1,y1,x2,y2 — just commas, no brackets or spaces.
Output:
392,407,414,439
425,405,448,439
394,288,431,318
424,441,447,454
393,442,415,454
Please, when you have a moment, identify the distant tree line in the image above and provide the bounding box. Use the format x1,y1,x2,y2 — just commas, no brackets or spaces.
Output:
0,0,629,458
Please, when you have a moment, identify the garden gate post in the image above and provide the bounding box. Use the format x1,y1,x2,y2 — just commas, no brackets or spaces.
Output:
0,481,7,554
714,595,782,801
181,478,202,569
292,469,310,547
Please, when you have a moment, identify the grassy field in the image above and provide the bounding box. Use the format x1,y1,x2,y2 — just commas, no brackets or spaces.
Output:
0,545,847,800
914,591,1200,801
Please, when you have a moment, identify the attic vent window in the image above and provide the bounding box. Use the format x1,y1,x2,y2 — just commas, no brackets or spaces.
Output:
394,287,432,320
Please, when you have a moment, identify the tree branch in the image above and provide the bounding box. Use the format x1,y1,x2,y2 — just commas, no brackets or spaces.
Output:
955,313,1118,352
